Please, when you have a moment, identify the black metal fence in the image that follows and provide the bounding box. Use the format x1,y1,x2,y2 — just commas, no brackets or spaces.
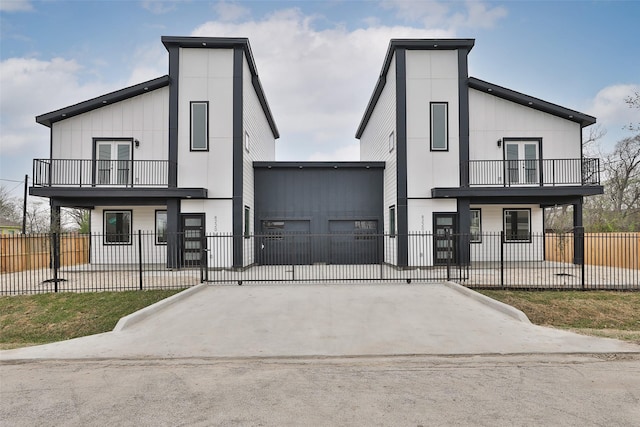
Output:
1,231,638,294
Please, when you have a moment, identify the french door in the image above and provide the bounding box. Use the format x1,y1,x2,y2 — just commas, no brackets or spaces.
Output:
95,140,132,186
505,140,539,186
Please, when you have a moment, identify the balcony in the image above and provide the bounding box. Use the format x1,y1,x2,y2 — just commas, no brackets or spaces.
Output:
468,158,600,187
32,159,173,188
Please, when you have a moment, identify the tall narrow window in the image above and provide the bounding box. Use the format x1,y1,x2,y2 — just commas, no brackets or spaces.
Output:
155,210,167,245
389,131,395,152
190,101,208,151
245,131,250,152
104,210,132,244
244,206,251,238
504,209,531,242
389,205,396,238
430,102,448,151
470,209,482,243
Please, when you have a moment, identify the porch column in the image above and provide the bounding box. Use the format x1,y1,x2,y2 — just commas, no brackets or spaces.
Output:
49,201,61,271
166,199,181,269
457,198,471,266
572,197,584,265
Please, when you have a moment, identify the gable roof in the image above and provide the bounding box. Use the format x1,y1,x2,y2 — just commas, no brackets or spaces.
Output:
468,77,596,128
36,76,170,128
162,36,279,139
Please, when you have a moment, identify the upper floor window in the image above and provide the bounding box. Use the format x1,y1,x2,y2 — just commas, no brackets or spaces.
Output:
190,101,208,151
389,131,395,152
430,102,448,151
245,131,250,152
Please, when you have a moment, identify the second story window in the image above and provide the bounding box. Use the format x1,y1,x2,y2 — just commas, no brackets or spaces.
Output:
430,102,448,151
190,101,208,151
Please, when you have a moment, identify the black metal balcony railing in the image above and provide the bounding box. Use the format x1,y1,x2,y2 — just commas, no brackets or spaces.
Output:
468,158,600,187
33,159,172,187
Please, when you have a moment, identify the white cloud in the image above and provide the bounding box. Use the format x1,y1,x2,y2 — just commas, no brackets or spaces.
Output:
141,0,179,15
0,0,33,12
0,57,118,182
192,7,452,160
381,0,507,31
588,84,640,129
213,0,250,22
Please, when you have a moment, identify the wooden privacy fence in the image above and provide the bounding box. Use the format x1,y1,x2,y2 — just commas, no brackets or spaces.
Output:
0,234,90,273
545,232,639,270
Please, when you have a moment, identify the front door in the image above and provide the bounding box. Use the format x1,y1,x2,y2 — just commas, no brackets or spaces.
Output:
181,214,205,268
505,140,539,185
433,213,457,265
95,140,132,186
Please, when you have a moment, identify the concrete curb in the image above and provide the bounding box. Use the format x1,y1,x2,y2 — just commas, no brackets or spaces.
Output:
113,283,209,332
443,281,531,324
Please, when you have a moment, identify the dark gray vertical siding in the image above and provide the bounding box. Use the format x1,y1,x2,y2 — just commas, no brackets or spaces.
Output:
254,165,384,264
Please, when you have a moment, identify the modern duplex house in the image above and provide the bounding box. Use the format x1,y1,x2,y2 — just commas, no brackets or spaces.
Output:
31,37,279,268
356,39,602,267
31,36,601,270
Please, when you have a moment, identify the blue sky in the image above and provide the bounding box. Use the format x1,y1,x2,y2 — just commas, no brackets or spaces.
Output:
1,0,639,198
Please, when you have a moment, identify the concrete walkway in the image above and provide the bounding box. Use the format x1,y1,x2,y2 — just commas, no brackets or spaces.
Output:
1,282,639,360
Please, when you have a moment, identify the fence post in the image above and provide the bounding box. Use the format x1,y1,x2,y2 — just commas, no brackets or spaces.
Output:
138,230,143,290
575,226,585,290
53,232,59,292
445,229,451,281
500,231,504,290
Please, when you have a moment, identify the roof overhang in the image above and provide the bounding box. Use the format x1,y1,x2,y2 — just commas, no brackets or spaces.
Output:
254,161,385,169
468,78,596,128
36,76,170,128
431,185,604,199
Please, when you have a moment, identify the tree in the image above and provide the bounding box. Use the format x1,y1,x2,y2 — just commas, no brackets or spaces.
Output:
0,186,21,223
625,91,640,132
64,208,90,233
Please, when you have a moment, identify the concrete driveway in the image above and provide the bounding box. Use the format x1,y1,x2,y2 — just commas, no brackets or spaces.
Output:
1,282,639,360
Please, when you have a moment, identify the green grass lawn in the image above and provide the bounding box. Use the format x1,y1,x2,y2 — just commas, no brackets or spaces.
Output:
478,290,640,345
0,290,182,350
1,289,639,350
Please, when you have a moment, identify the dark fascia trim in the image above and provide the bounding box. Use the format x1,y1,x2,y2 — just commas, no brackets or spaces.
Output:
468,77,596,128
161,36,279,139
253,161,386,169
36,76,170,128
431,185,604,199
30,187,208,200
355,38,475,138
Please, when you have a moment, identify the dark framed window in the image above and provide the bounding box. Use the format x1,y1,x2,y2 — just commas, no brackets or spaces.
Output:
389,205,396,238
104,210,132,245
389,131,395,152
190,101,209,151
470,209,482,243
504,209,531,242
155,210,167,245
245,131,250,152
244,206,251,238
430,102,448,151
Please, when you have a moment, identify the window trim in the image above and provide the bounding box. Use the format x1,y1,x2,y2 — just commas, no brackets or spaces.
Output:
430,102,449,152
155,210,167,245
503,208,532,243
244,206,251,238
190,101,209,151
103,210,132,245
470,209,482,243
389,205,396,238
